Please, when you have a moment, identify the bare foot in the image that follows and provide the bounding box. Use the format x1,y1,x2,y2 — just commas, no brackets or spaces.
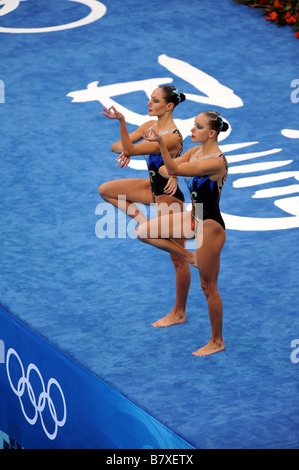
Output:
192,339,225,356
169,244,197,269
189,251,198,268
151,310,186,327
179,250,197,268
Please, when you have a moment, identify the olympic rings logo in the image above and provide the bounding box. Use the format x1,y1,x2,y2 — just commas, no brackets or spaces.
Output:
6,348,67,440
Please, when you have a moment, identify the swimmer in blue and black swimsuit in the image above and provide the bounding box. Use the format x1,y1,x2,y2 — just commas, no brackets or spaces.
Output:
184,148,228,230
99,85,191,329
138,110,229,354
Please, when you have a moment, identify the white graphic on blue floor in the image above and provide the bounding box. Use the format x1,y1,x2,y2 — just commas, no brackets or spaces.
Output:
0,0,106,33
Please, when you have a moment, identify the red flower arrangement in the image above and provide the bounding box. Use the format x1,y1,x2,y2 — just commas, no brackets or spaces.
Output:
234,0,299,37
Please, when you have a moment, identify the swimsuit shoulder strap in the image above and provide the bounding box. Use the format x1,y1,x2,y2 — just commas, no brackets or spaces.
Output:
160,128,177,135
217,153,228,170
189,147,202,161
216,154,228,187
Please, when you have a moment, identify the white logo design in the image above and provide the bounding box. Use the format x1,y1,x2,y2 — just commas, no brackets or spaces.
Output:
67,54,299,231
6,348,67,440
68,54,241,140
221,138,299,231
0,0,25,17
0,0,106,33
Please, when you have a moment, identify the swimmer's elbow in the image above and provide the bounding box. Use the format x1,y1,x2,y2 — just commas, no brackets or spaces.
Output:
168,168,179,177
111,142,122,153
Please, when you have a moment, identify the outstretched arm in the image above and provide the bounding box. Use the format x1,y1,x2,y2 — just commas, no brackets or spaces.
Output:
101,106,135,155
101,106,181,157
101,106,158,156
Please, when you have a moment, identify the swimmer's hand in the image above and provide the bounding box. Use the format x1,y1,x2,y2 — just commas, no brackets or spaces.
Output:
116,152,130,168
164,176,178,197
142,128,162,143
101,106,124,121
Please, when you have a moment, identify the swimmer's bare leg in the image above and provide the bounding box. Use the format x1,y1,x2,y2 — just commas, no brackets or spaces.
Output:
151,239,189,327
192,220,226,357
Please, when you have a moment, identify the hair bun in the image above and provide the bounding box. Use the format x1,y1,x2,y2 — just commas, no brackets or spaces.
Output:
221,121,229,132
179,92,186,103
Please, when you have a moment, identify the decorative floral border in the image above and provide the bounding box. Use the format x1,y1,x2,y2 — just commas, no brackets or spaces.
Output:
234,0,299,37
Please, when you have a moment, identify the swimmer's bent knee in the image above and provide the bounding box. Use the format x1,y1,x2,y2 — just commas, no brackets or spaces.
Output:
98,182,108,197
135,223,147,240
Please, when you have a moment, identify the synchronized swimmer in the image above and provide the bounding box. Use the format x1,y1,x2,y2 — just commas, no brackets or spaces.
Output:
99,85,191,328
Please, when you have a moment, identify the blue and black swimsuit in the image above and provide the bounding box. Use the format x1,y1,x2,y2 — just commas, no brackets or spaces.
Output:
144,128,185,203
184,148,228,230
